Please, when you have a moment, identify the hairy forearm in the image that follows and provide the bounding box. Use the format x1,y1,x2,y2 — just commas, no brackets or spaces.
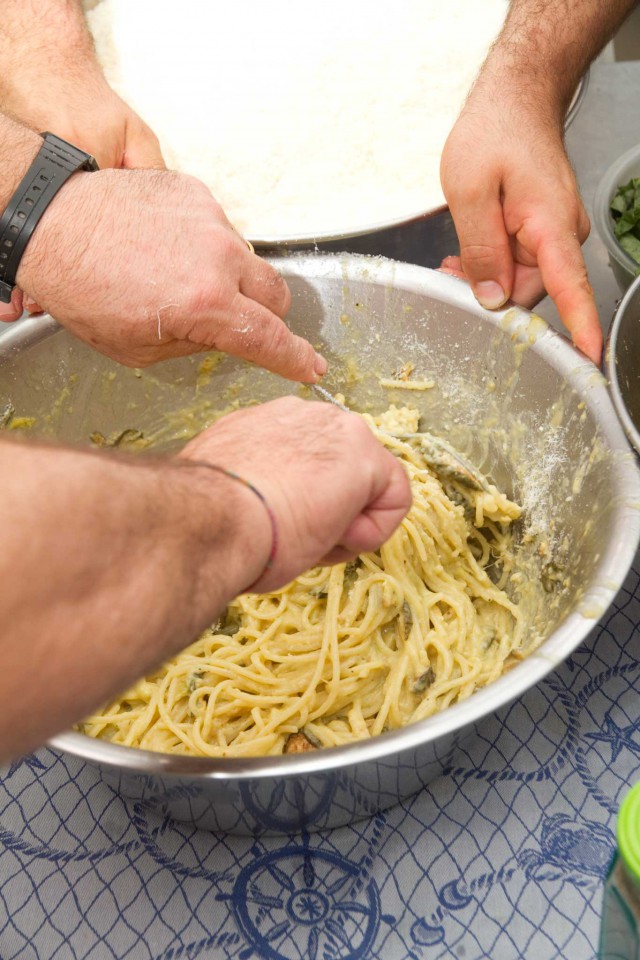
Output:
0,3,164,175
0,0,96,77
0,441,268,758
0,1,106,129
481,0,637,117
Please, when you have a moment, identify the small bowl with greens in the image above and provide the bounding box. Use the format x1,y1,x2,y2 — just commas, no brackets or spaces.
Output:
594,144,640,289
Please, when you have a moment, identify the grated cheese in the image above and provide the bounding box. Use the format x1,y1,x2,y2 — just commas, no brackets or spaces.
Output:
86,0,507,240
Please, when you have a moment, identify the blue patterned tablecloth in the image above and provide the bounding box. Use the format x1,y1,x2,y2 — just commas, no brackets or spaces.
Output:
2,561,640,960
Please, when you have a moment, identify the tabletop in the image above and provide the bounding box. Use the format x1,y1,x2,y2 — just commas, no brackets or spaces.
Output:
1,62,640,960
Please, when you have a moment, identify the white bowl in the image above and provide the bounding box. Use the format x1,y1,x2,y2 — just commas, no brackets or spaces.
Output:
594,143,640,290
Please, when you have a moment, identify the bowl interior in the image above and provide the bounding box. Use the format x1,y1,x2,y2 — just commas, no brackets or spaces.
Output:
1,255,639,773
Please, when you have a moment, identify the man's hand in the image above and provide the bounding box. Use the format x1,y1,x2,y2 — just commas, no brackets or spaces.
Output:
2,78,164,173
0,83,165,320
0,398,411,758
0,0,164,171
181,397,412,591
440,90,600,364
14,167,326,382
438,0,639,368
0,0,165,321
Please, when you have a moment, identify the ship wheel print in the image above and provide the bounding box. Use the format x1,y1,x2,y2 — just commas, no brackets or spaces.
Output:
228,845,381,960
239,774,337,833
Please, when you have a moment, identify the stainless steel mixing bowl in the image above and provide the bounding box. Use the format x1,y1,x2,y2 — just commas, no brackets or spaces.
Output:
606,272,640,454
1,254,638,835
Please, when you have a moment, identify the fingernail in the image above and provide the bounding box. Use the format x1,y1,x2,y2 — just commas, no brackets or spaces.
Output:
474,281,507,309
314,353,328,378
0,303,17,322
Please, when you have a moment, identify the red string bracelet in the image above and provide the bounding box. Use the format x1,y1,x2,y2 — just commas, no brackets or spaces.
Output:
185,460,278,592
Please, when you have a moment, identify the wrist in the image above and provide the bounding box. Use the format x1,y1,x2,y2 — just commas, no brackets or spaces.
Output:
469,57,567,133
173,458,273,604
14,167,96,296
0,136,97,304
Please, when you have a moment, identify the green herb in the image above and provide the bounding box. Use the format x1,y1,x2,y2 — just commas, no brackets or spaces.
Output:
610,178,640,268
402,601,413,628
0,402,14,428
343,560,361,590
481,627,498,651
187,669,206,693
541,560,564,594
413,668,435,694
90,428,145,448
214,611,241,637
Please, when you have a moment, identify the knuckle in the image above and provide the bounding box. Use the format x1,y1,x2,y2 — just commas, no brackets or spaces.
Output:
188,282,224,321
259,317,290,357
547,232,586,265
441,157,480,201
345,413,375,446
181,173,219,209
267,269,290,313
274,395,304,416
553,269,593,303
252,266,291,314
460,242,503,267
227,313,295,366
211,228,237,262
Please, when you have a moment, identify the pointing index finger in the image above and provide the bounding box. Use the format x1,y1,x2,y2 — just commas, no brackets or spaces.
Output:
216,293,327,383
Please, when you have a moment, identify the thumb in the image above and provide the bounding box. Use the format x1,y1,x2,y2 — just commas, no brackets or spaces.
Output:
449,188,515,310
122,123,166,170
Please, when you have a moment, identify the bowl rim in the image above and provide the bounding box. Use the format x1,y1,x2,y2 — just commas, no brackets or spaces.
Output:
34,253,640,780
606,272,640,454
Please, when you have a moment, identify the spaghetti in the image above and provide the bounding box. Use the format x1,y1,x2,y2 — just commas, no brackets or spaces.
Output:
80,405,525,757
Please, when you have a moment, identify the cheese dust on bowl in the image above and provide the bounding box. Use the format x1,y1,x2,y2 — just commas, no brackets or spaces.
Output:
3,255,635,833
85,0,507,242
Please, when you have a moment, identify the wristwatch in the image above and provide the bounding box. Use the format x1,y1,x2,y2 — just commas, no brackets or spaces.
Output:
0,132,99,303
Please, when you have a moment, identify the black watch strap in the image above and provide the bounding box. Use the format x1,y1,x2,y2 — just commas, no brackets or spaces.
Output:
0,132,98,303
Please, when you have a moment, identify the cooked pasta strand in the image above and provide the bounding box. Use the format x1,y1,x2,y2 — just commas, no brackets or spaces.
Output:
80,407,525,757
